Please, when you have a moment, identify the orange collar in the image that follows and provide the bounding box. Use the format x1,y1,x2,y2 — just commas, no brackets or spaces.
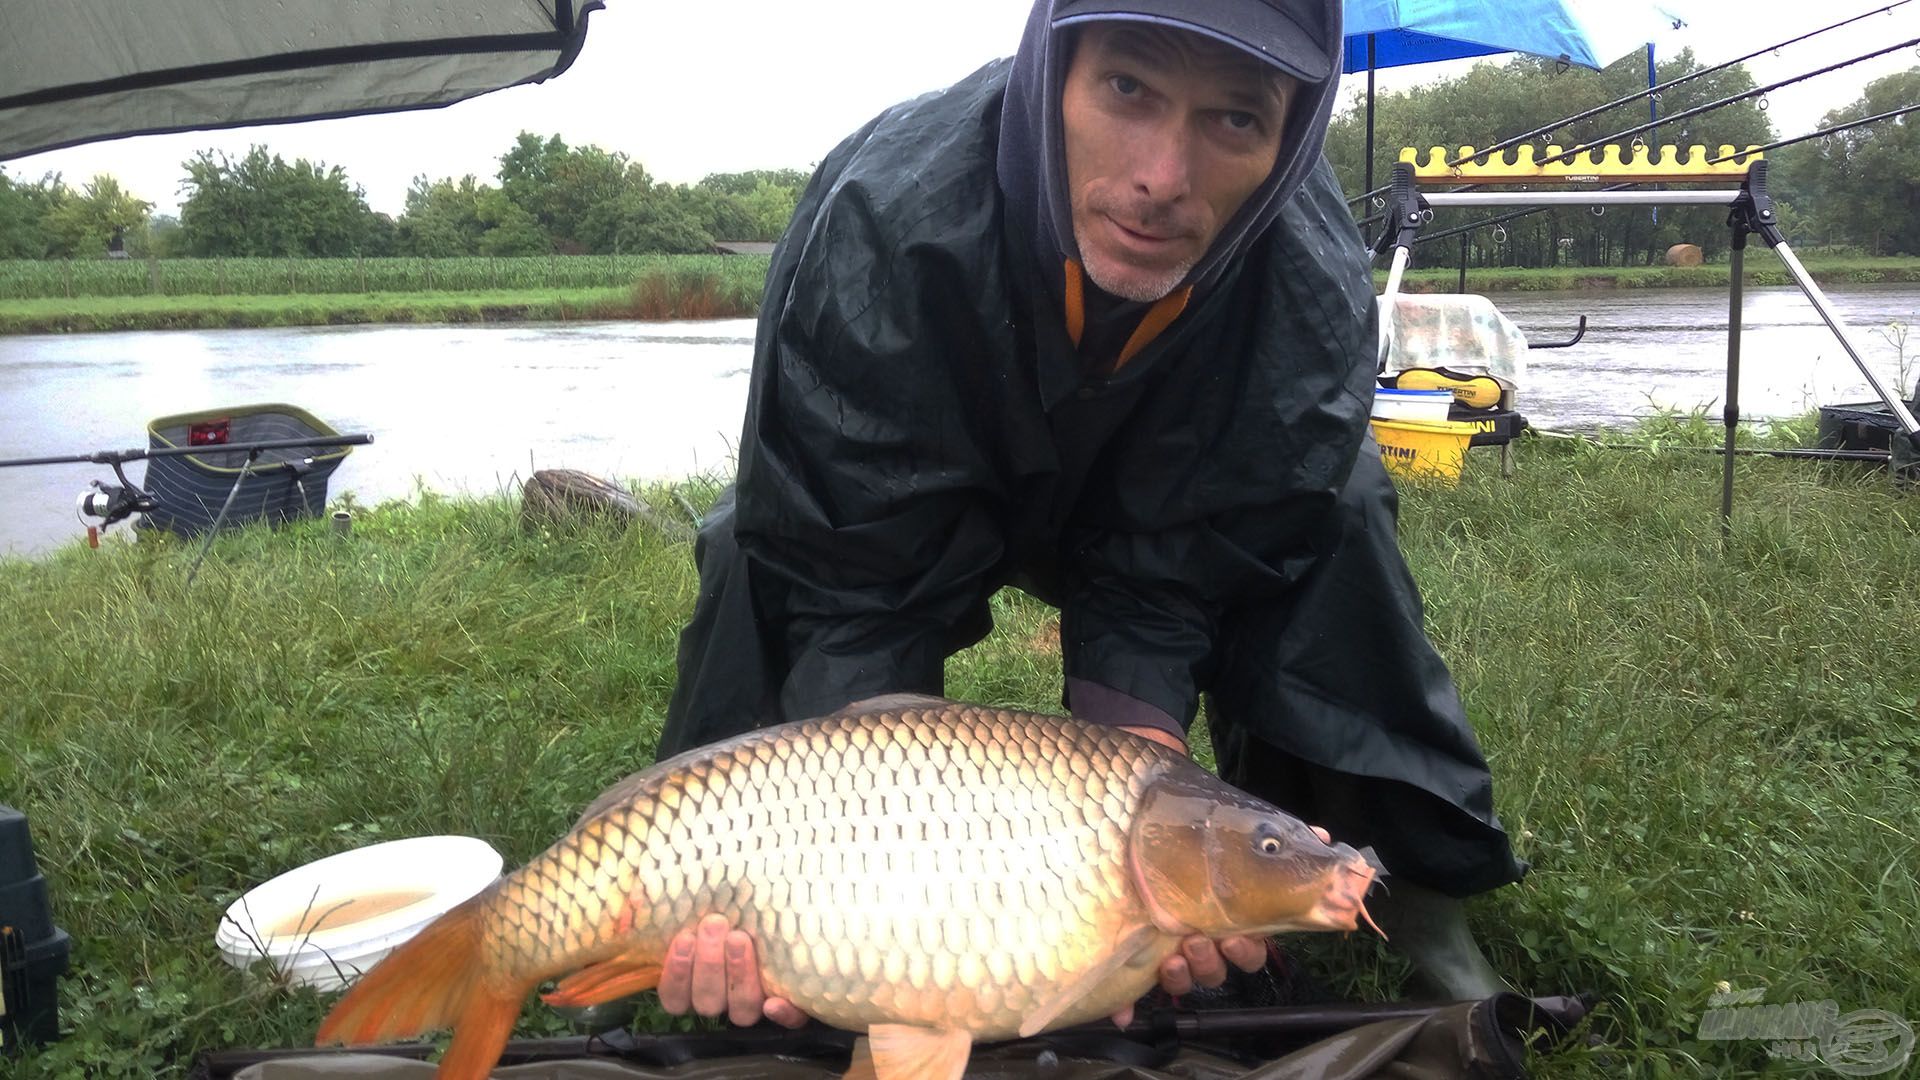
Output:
1064,259,1193,376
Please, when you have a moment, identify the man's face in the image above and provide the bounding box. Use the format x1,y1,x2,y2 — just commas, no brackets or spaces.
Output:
1060,22,1294,302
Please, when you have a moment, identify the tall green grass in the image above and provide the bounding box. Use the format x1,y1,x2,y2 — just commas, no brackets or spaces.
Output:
2,429,1916,1078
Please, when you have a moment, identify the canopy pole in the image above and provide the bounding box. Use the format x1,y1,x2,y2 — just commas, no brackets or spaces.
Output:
1365,36,1377,199
1649,44,1659,228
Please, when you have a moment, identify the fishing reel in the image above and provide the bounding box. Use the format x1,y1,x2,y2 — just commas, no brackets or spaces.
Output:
75,481,151,526
73,461,155,546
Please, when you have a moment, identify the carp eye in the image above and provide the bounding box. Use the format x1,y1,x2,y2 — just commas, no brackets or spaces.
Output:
1256,834,1283,856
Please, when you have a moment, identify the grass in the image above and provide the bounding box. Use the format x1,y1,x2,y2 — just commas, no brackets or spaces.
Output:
3,421,1918,1078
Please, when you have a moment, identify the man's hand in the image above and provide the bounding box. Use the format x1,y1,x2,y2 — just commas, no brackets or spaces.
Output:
658,914,809,1028
1107,934,1268,1028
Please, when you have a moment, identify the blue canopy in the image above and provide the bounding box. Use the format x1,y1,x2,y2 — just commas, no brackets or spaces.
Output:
1343,0,1685,74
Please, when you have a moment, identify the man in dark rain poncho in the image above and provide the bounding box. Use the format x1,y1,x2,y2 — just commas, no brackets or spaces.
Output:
651,0,1529,1025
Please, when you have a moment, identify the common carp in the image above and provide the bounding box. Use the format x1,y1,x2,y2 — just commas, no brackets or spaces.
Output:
315,695,1378,1080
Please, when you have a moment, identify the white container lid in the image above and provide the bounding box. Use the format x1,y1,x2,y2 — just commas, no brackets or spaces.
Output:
214,835,502,990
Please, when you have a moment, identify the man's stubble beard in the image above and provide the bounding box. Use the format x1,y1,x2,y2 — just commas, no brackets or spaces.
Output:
1078,245,1195,303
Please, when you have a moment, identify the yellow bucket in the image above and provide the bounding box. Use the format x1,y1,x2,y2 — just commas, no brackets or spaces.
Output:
1370,417,1477,486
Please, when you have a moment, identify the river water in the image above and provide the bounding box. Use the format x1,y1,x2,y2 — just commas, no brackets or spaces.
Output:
3,283,1916,558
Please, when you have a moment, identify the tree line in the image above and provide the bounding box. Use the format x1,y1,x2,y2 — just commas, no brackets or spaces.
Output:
2,58,1916,265
0,132,806,260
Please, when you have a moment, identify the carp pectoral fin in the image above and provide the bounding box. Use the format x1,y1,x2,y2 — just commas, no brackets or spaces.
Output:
844,1024,972,1080
540,955,663,1008
1018,923,1160,1039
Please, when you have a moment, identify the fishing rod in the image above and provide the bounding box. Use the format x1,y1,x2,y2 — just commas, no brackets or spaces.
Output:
1346,0,1916,207
0,433,372,553
1535,33,1920,167
0,434,372,471
1709,102,1920,161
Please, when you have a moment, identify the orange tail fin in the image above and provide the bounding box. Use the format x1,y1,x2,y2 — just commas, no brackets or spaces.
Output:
314,891,525,1080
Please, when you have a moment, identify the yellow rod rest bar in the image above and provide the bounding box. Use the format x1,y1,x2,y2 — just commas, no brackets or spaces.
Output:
1396,144,1764,183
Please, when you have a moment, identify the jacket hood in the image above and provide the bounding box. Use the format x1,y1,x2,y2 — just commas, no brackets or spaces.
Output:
996,0,1344,310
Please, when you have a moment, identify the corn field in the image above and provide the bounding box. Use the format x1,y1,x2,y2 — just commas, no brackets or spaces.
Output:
0,254,771,300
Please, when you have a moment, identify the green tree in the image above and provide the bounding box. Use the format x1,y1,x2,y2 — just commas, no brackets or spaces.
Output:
737,179,802,241
498,132,638,252
0,168,60,258
475,188,549,256
41,174,152,257
145,214,187,258
396,174,489,256
682,186,758,243
695,170,806,240
1771,68,1920,255
178,146,382,256
580,184,713,254
697,169,810,197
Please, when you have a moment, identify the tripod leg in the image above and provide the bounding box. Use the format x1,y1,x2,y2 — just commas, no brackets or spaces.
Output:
186,452,259,585
1722,230,1745,543
1765,239,1920,437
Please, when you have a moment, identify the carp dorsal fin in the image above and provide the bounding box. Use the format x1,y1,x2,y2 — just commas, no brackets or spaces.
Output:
1018,923,1162,1039
829,693,954,717
574,772,651,828
844,1024,973,1080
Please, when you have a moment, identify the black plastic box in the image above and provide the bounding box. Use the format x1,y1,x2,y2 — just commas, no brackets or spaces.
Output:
1817,400,1920,483
2,926,69,1050
1,805,69,1052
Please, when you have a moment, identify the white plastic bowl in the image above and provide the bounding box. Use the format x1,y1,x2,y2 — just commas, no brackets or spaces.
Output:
214,835,503,991
1373,387,1455,424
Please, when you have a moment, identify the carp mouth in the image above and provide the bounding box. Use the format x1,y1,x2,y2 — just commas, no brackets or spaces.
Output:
1305,859,1384,937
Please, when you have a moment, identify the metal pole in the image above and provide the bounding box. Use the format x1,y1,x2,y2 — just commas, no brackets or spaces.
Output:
1648,43,1660,229
1365,35,1377,201
1723,230,1745,543
1457,233,1469,292
1383,246,1412,299
186,450,263,586
1768,241,1920,434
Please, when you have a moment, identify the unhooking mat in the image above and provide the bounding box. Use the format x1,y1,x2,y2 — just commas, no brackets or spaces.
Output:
196,995,1586,1080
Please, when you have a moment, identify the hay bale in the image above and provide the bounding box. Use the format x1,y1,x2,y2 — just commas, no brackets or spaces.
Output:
1665,244,1704,267
521,468,692,539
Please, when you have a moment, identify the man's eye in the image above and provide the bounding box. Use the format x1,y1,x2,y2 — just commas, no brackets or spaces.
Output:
1109,75,1141,96
1224,111,1259,132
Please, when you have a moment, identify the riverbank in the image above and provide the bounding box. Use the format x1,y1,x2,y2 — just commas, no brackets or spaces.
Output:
1398,256,1920,293
3,424,1916,1078
0,259,768,335
3,255,1916,335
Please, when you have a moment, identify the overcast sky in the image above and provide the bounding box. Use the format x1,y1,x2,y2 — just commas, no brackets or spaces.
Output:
7,0,1918,219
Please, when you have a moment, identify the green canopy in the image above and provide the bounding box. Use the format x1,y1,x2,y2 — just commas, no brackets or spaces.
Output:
0,0,602,162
